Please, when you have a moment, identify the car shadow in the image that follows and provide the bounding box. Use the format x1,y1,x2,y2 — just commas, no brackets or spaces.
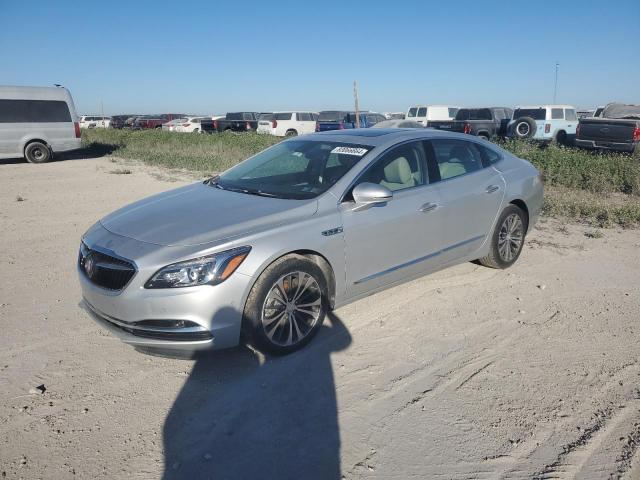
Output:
0,142,118,165
161,310,352,480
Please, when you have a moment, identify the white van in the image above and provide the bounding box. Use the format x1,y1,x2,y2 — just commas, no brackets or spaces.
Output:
0,85,81,163
406,105,459,126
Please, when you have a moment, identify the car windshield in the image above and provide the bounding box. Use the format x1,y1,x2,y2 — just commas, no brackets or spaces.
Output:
514,108,546,120
215,140,373,200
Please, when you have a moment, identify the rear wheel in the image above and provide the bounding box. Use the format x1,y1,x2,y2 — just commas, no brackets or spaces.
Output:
243,254,328,355
24,142,51,163
285,129,298,137
479,205,527,269
478,133,490,141
554,130,567,145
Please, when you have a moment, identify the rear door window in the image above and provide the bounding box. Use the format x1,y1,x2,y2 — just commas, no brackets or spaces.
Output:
551,108,564,120
274,113,293,121
425,139,484,182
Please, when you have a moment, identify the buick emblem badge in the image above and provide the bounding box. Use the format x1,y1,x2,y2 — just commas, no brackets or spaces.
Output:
84,254,95,278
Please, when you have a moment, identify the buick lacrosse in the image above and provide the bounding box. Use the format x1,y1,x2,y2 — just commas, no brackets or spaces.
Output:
78,129,543,355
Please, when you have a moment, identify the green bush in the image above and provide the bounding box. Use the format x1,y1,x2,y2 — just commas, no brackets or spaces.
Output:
82,128,282,173
498,139,640,196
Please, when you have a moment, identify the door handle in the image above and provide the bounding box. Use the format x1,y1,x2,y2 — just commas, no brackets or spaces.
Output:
486,185,500,193
419,202,439,212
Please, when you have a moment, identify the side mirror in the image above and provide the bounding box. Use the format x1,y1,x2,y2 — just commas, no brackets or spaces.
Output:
351,182,393,211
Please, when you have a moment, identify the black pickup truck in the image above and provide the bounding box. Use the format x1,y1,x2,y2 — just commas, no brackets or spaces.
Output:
575,103,640,155
202,112,265,133
430,107,513,140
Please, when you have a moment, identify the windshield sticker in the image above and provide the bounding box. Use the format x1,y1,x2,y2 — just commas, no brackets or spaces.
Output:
292,151,304,157
330,147,368,156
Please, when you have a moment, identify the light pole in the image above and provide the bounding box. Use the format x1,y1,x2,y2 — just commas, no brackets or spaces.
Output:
553,62,559,104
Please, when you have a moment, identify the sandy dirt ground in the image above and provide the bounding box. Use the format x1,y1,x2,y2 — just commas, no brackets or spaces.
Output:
1,155,639,480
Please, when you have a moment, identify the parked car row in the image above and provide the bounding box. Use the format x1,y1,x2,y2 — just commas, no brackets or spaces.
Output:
99,101,640,155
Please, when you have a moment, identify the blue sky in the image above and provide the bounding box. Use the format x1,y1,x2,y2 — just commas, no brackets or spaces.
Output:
1,0,638,115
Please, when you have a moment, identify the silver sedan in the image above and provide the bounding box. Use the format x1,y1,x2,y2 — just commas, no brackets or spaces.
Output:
78,129,543,355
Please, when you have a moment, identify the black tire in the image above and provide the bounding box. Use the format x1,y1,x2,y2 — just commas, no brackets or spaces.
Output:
192,128,200,133
512,117,537,139
24,142,51,164
242,254,328,355
478,133,490,141
554,130,567,145
478,204,527,269
285,129,298,137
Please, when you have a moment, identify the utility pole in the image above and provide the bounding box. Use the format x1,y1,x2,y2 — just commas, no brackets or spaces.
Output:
553,62,559,104
353,80,360,128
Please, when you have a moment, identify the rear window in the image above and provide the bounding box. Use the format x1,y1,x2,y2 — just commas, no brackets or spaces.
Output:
274,113,293,121
407,108,418,118
455,109,492,121
318,111,347,122
0,99,72,123
227,113,249,121
513,108,546,121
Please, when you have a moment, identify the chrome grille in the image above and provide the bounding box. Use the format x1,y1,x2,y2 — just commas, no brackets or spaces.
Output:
79,245,136,290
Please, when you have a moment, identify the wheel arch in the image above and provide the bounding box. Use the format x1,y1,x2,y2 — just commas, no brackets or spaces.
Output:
245,249,337,310
23,138,51,154
509,199,530,232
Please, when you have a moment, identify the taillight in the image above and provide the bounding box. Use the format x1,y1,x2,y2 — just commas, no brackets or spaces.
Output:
213,120,218,129
315,122,320,132
463,123,471,134
632,127,640,142
74,122,81,138
246,122,251,130
545,123,551,133
339,122,345,130
271,119,277,128
576,124,581,138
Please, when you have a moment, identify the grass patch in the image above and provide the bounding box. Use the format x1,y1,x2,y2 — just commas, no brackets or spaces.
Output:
543,186,640,228
82,129,282,173
498,139,640,196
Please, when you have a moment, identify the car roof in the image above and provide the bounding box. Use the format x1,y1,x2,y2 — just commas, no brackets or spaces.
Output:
301,128,472,147
515,105,575,109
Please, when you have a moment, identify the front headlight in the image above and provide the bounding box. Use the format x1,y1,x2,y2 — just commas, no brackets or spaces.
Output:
144,246,251,289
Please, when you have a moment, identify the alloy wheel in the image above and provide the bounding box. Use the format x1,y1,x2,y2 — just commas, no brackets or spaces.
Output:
498,213,524,262
261,271,322,347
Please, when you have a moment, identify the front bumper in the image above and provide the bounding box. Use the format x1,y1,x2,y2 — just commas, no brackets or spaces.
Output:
77,225,254,352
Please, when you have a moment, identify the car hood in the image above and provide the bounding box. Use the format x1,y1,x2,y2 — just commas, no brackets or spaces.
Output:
100,182,318,247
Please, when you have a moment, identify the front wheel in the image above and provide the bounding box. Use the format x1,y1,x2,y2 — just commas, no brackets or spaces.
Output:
242,255,328,355
478,205,527,269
